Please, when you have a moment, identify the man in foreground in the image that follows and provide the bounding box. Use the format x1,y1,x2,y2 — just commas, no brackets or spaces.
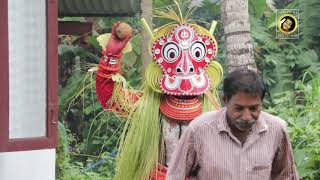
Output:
166,69,299,180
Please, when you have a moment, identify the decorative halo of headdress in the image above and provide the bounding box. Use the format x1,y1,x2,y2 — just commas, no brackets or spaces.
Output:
149,4,219,96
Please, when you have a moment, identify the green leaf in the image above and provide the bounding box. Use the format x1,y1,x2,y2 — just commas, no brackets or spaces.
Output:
58,44,76,55
250,0,266,17
297,49,319,66
122,52,137,67
130,35,142,55
294,149,315,178
84,105,94,115
267,12,277,28
87,36,101,50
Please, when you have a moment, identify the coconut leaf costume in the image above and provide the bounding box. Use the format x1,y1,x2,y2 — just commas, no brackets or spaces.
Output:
95,4,223,180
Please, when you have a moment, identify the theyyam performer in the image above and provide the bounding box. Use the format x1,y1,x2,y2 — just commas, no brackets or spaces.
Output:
95,3,223,179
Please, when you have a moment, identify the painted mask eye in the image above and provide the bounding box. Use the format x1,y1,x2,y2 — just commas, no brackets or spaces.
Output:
163,43,180,63
190,42,206,61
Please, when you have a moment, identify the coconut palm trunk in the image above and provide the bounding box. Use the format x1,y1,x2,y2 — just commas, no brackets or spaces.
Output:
141,0,153,73
221,0,257,72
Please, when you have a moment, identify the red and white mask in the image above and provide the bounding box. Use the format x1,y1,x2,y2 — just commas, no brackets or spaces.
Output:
152,24,217,96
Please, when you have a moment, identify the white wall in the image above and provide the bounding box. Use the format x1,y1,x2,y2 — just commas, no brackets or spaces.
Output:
0,149,55,180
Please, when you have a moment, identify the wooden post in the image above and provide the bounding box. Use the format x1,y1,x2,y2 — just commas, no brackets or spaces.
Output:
140,0,153,74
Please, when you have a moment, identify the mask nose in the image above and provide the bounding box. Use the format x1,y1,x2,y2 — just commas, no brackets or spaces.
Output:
176,51,194,75
176,67,194,73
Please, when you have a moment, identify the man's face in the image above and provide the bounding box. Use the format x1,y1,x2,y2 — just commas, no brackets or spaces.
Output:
224,92,262,132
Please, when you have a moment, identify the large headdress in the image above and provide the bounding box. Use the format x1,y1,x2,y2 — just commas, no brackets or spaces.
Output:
148,3,219,96
115,2,223,180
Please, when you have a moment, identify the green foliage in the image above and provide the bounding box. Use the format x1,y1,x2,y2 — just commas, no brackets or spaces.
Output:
250,1,320,178
299,0,320,49
249,0,320,105
57,16,143,179
56,122,69,178
249,0,267,17
121,35,143,88
56,122,107,180
266,77,320,179
57,70,120,179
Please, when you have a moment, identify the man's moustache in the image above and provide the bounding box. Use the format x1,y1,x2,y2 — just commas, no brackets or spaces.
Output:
235,119,256,126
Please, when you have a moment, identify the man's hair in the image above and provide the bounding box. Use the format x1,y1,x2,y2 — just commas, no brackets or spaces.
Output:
223,69,266,100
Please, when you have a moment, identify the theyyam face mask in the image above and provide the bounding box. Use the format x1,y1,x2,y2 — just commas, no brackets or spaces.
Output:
152,24,217,95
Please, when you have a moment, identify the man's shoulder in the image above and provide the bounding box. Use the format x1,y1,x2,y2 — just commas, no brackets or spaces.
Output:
188,108,224,130
260,111,288,132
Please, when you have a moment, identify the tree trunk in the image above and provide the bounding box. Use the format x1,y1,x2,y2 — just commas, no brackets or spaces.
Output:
140,0,153,74
221,0,257,73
